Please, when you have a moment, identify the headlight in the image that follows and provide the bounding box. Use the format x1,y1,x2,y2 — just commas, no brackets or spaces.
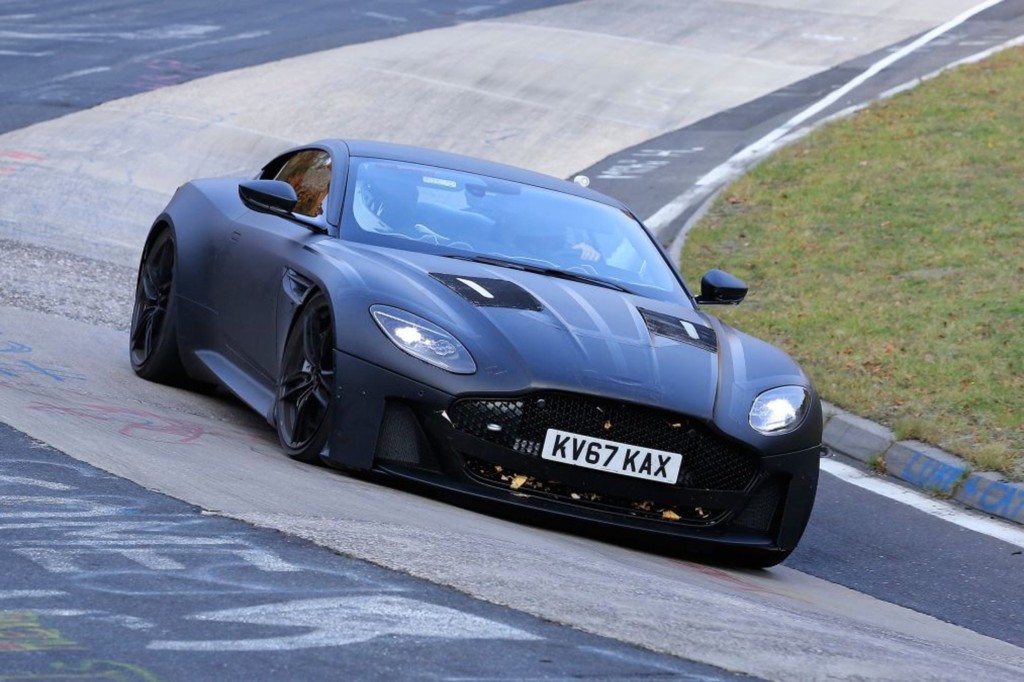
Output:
371,305,476,374
749,386,809,435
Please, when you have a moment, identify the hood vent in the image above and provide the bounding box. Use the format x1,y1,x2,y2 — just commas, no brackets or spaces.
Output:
431,273,543,311
639,307,717,352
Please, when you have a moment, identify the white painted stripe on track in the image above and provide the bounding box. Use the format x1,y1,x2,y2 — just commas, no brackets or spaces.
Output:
646,0,1008,234
0,50,53,57
661,32,1024,259
650,1,1024,542
131,30,270,62
821,459,1024,550
759,32,1024,155
0,589,66,599
47,66,111,83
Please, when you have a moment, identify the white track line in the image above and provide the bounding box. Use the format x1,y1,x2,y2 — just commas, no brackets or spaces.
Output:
821,459,1024,550
642,0,1024,546
647,0,1008,235
47,66,111,83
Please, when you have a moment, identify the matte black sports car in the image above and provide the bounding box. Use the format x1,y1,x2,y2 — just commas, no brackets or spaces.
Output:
130,139,821,567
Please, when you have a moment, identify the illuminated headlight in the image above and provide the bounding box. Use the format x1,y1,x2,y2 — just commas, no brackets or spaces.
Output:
749,386,809,435
371,305,476,374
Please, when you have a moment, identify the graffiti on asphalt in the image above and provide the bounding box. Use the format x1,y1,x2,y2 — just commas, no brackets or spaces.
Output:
31,402,209,444
132,59,208,92
27,399,275,450
0,150,44,179
0,338,86,384
149,596,540,651
596,147,704,180
0,449,543,656
0,611,79,652
0,659,163,682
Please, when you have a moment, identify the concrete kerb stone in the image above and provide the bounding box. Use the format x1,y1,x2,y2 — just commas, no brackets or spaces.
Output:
822,406,894,465
955,471,1024,526
658,37,1024,532
822,401,1024,526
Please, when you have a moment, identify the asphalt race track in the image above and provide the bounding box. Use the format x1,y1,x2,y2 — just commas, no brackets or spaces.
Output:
0,422,737,681
1,1,1023,680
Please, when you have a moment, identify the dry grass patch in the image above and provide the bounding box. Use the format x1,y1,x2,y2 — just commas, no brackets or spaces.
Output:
683,47,1024,479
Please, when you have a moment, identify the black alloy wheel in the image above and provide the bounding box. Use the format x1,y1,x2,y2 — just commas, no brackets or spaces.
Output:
129,228,187,382
275,292,335,463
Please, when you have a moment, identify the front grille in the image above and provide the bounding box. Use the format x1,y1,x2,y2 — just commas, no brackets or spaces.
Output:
448,392,758,491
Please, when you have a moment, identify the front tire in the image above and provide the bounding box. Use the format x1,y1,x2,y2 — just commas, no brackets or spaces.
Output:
129,228,188,383
274,292,334,464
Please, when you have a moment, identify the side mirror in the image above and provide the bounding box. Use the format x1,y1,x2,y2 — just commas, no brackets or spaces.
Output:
239,180,298,215
694,269,747,305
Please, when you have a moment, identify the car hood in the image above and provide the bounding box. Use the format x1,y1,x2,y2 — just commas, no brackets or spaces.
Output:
326,243,799,416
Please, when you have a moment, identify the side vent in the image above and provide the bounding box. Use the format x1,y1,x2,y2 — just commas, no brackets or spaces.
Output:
282,269,314,304
431,273,542,311
639,308,717,352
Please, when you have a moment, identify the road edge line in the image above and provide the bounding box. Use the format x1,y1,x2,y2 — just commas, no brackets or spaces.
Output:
819,457,1024,550
652,29,1024,530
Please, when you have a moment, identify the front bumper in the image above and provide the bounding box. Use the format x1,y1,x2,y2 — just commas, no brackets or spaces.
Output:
328,349,820,554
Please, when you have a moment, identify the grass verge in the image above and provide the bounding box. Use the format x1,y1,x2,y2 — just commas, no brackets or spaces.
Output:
682,46,1024,480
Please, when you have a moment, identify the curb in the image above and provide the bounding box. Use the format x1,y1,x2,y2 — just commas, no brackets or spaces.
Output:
822,401,1024,527
648,34,1024,533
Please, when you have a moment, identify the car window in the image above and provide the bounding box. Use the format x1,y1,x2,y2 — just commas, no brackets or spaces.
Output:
342,158,685,300
269,150,332,217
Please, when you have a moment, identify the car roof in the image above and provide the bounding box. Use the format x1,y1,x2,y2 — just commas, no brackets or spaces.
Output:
312,138,629,211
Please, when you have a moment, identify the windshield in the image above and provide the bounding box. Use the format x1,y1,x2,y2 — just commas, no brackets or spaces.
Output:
342,157,686,300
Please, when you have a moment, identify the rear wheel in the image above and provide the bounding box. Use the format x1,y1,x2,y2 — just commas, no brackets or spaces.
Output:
129,228,188,383
274,292,334,463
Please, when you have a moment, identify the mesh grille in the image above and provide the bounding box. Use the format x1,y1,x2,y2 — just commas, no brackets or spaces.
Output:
732,477,784,531
375,404,421,464
448,392,759,491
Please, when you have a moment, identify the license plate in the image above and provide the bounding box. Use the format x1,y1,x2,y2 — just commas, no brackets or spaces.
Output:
540,429,682,485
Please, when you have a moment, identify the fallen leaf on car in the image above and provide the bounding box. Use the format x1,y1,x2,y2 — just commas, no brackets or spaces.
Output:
510,474,528,490
662,509,681,521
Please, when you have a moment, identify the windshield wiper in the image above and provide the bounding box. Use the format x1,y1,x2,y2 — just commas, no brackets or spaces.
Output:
444,253,631,293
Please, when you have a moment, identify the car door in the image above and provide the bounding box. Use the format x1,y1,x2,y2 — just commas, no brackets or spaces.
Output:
212,148,333,382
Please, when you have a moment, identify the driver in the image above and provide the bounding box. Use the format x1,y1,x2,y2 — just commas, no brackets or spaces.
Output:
361,167,422,235
571,242,601,262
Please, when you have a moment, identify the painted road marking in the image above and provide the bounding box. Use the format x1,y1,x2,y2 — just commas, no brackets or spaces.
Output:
0,590,66,599
647,0,1011,237
47,66,112,83
148,596,542,651
0,468,303,574
0,496,122,518
821,459,1024,551
11,536,302,573
0,475,72,490
598,147,704,180
642,0,1024,544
